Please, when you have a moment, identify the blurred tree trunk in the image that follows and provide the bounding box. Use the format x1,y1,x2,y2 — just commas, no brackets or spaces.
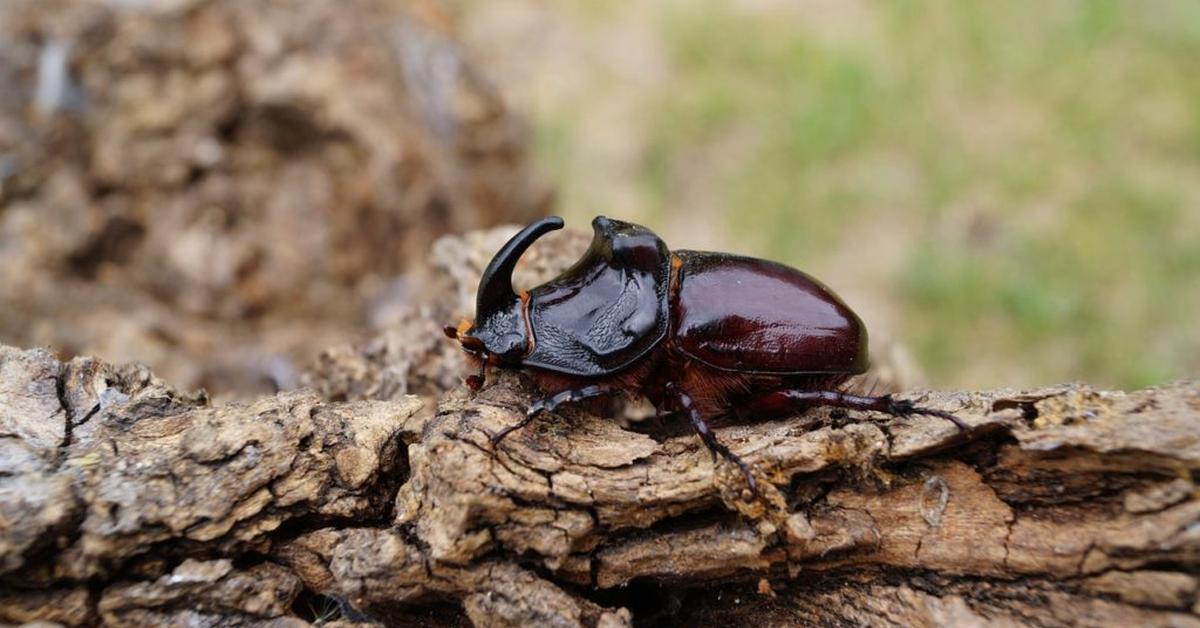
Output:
0,0,548,397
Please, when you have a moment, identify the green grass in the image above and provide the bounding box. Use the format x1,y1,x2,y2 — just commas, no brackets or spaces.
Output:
516,0,1200,388
646,7,888,256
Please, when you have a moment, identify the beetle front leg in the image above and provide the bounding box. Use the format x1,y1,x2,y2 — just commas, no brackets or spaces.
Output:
490,384,616,446
747,389,968,431
666,383,757,497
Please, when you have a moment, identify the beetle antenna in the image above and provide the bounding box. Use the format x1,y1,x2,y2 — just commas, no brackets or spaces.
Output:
466,351,488,390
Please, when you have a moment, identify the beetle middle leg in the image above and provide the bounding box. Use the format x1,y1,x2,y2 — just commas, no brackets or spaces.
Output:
745,389,968,431
666,382,757,496
491,383,616,446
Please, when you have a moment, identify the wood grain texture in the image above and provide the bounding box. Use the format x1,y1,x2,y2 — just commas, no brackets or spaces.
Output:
2,224,1198,626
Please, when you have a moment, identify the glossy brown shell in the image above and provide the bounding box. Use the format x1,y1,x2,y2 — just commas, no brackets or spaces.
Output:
673,251,869,375
522,217,671,376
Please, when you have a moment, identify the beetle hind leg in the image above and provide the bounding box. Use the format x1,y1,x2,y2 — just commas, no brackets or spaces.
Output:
746,389,968,431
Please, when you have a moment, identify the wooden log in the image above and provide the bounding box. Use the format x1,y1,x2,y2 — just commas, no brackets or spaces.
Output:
2,224,1198,626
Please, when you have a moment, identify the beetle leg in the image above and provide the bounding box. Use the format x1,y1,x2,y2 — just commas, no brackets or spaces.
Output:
750,390,968,431
490,384,615,446
667,383,757,497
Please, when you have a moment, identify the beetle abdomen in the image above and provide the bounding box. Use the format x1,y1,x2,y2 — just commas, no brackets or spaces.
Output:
673,251,868,375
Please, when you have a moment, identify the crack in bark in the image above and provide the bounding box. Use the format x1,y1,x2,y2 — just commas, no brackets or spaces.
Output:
54,365,78,464
6,347,1200,626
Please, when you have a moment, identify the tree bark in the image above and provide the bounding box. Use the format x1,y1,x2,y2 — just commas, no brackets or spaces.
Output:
2,226,1198,627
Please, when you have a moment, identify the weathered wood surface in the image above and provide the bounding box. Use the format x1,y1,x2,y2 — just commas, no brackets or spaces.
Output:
2,226,1199,626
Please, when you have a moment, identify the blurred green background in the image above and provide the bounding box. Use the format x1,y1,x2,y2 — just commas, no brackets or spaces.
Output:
456,0,1200,389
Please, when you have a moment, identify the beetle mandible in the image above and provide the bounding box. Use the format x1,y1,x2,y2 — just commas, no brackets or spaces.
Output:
444,216,966,496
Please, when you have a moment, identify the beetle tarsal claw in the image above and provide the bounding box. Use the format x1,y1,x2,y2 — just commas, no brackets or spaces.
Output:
887,396,969,432
490,402,549,446
925,408,970,431
490,418,530,446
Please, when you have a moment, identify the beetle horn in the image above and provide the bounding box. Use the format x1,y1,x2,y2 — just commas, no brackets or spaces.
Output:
476,216,564,317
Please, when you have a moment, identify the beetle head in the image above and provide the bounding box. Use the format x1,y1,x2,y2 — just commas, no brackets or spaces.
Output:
444,216,565,388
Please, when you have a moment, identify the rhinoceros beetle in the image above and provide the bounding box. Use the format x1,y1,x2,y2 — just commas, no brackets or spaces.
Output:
445,216,966,496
